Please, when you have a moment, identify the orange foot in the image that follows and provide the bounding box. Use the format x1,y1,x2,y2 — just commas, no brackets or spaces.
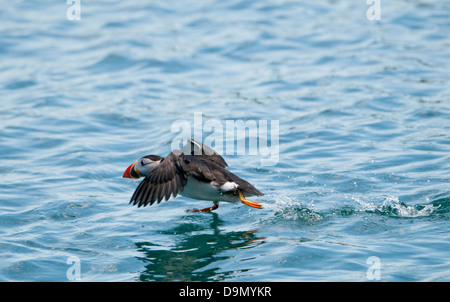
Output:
187,202,219,213
238,190,262,209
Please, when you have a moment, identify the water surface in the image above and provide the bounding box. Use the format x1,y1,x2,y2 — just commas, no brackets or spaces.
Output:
0,0,449,281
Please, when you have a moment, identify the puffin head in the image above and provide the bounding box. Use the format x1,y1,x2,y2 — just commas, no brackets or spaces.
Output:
123,155,164,178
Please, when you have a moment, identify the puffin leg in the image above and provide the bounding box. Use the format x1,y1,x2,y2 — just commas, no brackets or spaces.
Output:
187,201,219,213
238,190,263,209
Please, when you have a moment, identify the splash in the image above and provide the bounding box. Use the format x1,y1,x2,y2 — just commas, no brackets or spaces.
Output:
353,196,440,218
264,194,323,224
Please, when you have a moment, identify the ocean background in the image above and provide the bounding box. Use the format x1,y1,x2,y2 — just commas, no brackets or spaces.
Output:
1,0,449,281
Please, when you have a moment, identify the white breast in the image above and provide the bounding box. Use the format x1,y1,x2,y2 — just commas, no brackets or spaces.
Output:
180,177,240,203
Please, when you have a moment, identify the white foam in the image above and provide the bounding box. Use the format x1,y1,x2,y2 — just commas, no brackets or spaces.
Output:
263,194,323,223
353,195,439,218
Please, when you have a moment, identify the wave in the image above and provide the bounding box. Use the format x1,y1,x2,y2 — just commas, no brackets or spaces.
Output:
353,195,448,218
260,193,449,223
261,195,324,225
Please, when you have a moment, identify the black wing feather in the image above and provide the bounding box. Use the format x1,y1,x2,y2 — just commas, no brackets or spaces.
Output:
128,142,263,207
129,152,216,207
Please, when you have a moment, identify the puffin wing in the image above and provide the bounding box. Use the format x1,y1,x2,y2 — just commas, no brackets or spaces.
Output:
130,152,216,207
210,165,264,197
183,139,228,168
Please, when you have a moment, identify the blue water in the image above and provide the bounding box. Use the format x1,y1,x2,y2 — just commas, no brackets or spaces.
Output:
1,0,449,282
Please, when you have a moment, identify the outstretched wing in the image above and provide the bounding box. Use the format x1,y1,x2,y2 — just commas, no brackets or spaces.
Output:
129,152,216,207
182,139,228,168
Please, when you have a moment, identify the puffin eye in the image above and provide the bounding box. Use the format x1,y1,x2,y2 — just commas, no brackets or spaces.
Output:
140,159,145,166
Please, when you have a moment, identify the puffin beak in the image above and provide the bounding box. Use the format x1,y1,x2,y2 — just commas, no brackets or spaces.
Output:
123,162,140,179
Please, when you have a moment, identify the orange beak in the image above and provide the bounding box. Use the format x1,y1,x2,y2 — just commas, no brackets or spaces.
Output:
123,162,140,179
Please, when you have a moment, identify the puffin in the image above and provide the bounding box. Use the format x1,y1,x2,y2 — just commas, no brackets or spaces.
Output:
123,139,263,212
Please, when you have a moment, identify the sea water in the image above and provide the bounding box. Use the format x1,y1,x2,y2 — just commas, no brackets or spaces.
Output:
0,0,449,281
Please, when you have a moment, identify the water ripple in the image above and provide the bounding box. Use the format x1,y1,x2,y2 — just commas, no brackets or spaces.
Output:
0,0,449,281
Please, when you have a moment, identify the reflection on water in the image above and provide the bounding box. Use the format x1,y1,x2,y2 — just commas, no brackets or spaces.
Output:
135,213,265,281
